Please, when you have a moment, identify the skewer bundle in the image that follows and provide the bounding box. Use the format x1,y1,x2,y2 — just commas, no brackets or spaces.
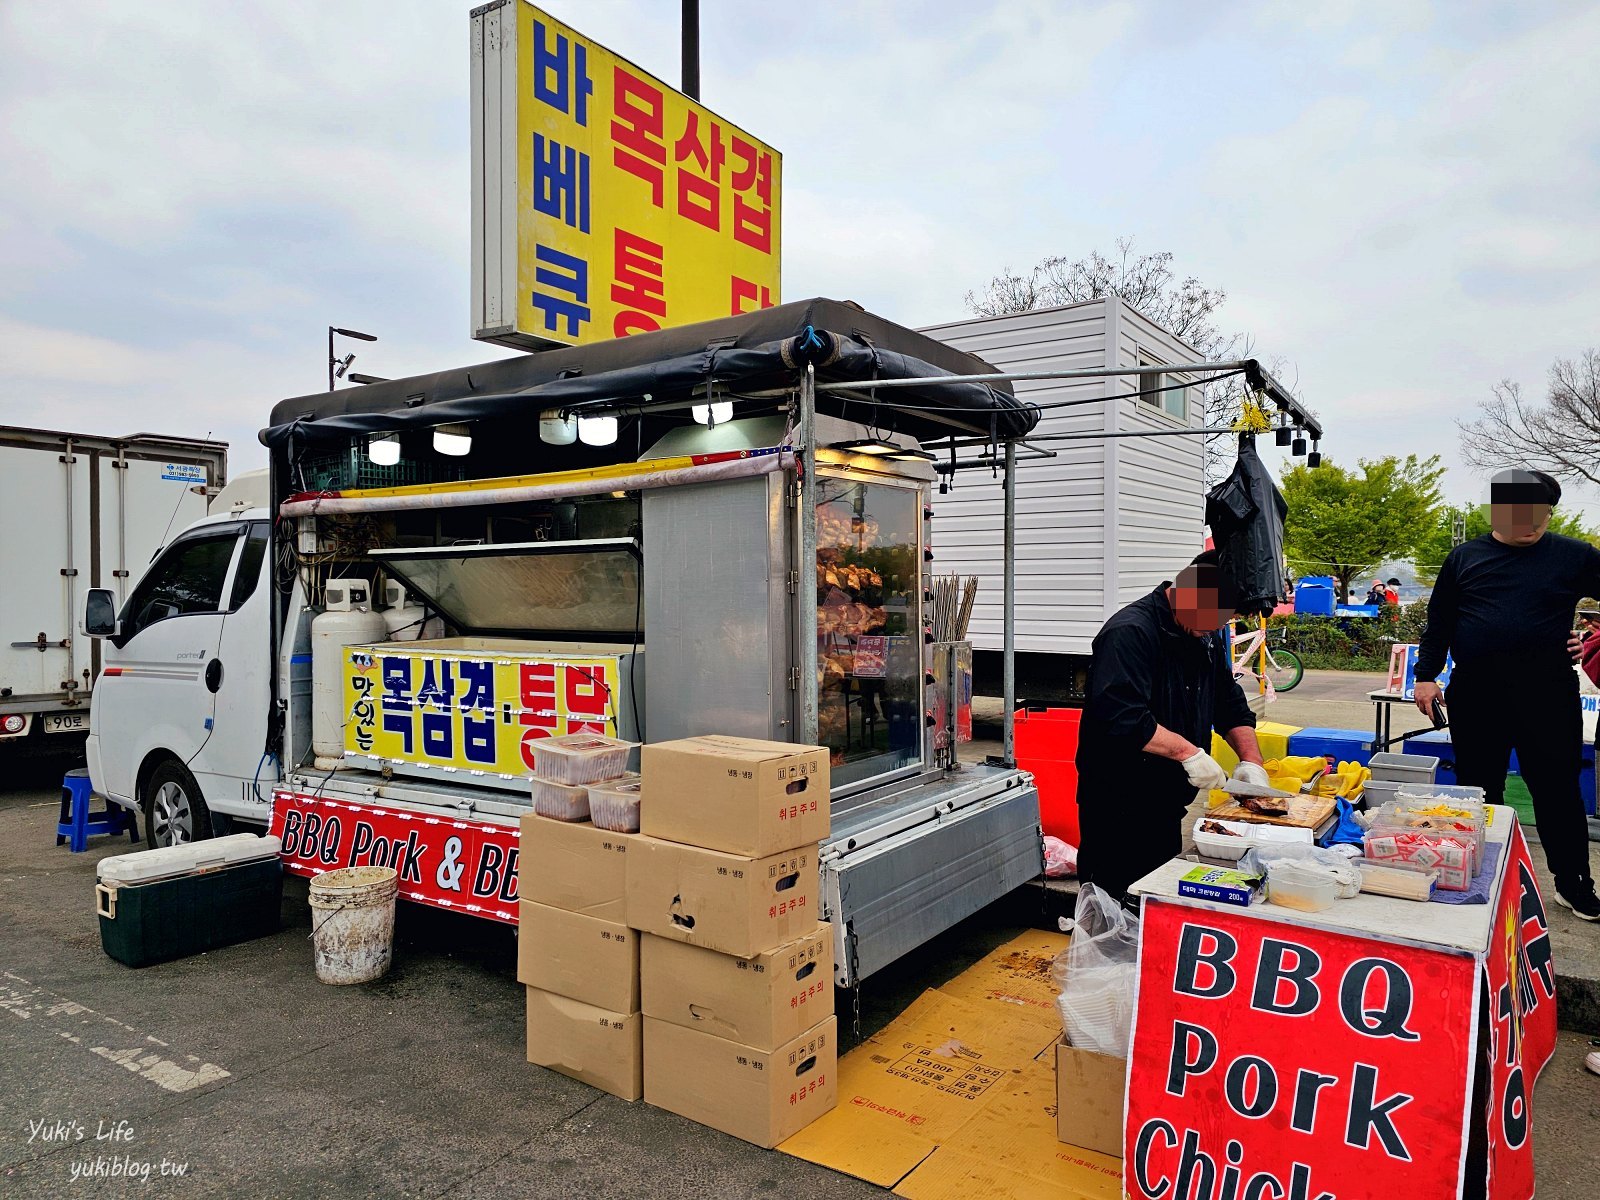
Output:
931,575,979,642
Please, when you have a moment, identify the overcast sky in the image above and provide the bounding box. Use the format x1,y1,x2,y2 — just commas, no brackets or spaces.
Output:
3,1,1597,513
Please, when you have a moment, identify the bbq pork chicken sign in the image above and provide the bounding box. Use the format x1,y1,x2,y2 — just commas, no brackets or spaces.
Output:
1126,823,1556,1200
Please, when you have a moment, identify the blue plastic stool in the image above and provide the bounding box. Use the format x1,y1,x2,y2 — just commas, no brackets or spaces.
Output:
55,768,138,853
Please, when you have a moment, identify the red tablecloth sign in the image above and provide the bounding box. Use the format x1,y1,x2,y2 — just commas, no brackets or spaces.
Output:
1126,824,1556,1200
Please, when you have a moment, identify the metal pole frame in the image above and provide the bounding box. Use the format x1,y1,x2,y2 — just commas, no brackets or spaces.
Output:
1002,438,1017,768
799,365,819,747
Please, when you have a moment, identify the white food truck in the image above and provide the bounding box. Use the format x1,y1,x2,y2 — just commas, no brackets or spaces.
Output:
0,425,226,752
85,300,1047,987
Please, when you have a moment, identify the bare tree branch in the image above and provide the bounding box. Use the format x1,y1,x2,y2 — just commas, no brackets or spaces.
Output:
965,238,1289,483
1458,350,1600,488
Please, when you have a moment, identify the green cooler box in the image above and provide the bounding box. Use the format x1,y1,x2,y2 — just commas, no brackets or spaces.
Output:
95,835,284,968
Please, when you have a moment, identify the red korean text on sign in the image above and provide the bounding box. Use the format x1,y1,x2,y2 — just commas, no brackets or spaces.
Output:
1126,898,1478,1200
563,662,610,735
673,110,725,232
729,135,774,253
518,661,559,768
611,67,666,208
611,228,665,337
1485,824,1558,1199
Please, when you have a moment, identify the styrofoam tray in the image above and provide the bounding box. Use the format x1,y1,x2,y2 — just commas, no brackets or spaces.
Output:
97,834,283,886
1194,817,1313,861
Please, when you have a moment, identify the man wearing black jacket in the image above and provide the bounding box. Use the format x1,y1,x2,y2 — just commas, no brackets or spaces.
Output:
1076,551,1267,898
1415,468,1600,920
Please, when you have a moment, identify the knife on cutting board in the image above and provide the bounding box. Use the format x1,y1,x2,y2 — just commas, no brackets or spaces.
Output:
1219,779,1299,799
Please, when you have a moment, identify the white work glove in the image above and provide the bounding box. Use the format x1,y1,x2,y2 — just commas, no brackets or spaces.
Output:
1181,750,1229,793
1232,761,1271,789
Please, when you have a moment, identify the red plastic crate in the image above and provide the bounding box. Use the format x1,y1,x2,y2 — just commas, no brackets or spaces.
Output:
1013,708,1082,847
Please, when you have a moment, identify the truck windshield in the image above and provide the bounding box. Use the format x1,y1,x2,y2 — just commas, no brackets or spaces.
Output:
816,478,922,786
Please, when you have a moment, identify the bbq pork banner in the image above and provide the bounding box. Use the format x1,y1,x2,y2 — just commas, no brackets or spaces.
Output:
270,792,519,924
1485,823,1558,1200
1126,899,1479,1200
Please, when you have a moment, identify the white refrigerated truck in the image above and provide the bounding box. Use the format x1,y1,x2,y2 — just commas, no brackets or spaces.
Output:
0,426,227,752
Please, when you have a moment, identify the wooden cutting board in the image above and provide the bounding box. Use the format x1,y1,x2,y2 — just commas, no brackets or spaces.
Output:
1208,793,1338,829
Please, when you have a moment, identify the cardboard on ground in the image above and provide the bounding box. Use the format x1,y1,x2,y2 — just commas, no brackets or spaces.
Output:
780,929,1119,1195
896,1062,1122,1200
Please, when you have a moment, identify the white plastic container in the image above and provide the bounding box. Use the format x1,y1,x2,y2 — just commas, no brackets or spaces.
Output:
530,775,591,821
1264,863,1340,912
588,774,642,833
1193,817,1313,862
530,734,637,784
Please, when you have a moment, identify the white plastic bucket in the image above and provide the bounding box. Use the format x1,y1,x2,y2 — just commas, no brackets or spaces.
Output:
308,866,398,985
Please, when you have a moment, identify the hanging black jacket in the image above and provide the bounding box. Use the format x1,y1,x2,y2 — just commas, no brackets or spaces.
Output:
1206,438,1288,617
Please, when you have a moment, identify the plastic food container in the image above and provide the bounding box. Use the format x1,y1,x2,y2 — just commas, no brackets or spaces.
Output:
1264,863,1341,912
529,734,637,784
1367,752,1439,786
529,775,591,821
588,774,642,833
1192,817,1313,862
1363,827,1473,890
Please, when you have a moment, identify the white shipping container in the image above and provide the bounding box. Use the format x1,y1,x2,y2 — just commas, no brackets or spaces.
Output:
0,427,227,743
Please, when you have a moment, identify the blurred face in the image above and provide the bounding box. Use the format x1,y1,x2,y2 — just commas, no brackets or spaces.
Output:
1490,502,1551,546
1170,566,1236,636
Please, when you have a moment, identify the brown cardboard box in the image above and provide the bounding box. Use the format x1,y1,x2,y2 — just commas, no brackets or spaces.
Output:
525,987,642,1102
644,1015,837,1148
518,815,639,922
517,901,639,1013
640,923,831,1050
1055,1039,1126,1158
626,836,818,958
641,736,829,856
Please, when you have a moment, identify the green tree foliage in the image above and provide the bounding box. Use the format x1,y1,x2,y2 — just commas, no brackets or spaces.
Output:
1411,503,1600,584
1281,456,1445,600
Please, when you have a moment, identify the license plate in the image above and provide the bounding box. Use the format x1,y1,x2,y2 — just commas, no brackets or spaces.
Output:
45,713,87,733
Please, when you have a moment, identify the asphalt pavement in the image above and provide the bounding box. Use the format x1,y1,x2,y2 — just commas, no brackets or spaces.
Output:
3,732,1598,1198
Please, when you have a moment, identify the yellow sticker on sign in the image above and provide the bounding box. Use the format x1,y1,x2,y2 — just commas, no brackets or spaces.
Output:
471,2,782,348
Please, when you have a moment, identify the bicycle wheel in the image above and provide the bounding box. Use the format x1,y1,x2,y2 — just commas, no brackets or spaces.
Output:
1264,648,1304,692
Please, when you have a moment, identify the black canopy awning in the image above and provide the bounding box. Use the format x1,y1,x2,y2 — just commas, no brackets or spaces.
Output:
262,298,1037,451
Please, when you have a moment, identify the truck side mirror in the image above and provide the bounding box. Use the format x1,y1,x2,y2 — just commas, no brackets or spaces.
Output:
83,589,121,638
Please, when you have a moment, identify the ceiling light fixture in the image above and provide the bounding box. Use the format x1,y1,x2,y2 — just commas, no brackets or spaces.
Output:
433,423,472,456
539,409,577,445
578,415,619,447
367,434,401,466
691,401,734,427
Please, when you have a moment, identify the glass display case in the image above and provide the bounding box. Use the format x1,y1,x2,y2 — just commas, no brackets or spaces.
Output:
815,477,922,786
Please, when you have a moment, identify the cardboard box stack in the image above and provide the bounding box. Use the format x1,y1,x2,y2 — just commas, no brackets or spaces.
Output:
519,793,644,1100
629,735,838,1148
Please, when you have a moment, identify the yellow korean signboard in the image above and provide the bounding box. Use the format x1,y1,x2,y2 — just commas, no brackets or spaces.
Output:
471,2,782,349
343,642,640,787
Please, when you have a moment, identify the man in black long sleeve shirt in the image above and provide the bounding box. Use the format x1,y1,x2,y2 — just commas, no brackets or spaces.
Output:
1076,551,1266,898
1415,469,1600,919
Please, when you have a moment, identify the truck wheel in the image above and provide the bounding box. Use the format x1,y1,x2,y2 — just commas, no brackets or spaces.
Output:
142,760,214,848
